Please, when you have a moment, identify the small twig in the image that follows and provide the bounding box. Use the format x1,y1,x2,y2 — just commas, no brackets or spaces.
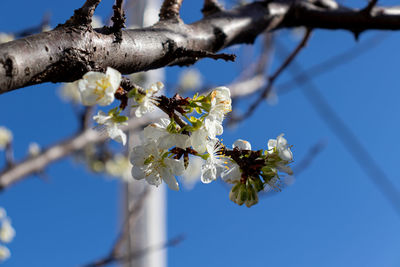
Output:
202,0,224,16
293,140,327,175
82,234,185,267
277,33,388,95
83,189,149,267
230,28,312,123
64,0,102,27
173,47,236,64
362,0,378,14
111,0,126,42
159,0,184,22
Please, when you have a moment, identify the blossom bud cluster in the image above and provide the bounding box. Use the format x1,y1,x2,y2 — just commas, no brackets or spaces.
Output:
0,207,15,262
76,67,295,206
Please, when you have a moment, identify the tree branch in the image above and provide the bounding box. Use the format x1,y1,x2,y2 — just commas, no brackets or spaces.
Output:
64,0,102,27
0,117,150,190
202,0,223,17
231,28,312,123
159,0,183,22
2,1,400,94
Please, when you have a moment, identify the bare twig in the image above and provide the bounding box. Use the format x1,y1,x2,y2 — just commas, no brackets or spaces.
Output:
111,0,126,42
159,0,183,22
292,140,327,175
202,0,223,16
260,140,327,198
274,42,400,217
173,47,236,64
83,189,149,267
64,0,102,26
230,28,312,123
362,0,378,14
82,234,185,267
277,33,388,95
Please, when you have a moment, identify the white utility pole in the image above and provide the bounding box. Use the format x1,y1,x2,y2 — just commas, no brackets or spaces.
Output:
123,1,166,267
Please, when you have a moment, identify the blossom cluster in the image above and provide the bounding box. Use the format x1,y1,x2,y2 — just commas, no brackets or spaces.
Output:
0,207,15,262
76,67,294,207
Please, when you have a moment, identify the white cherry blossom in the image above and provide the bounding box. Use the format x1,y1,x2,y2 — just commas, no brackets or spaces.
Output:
0,219,15,244
105,154,133,182
93,111,127,145
78,67,121,106
135,82,164,117
209,86,232,121
143,118,190,149
200,139,227,183
0,127,12,150
221,139,252,183
130,140,184,191
0,245,10,261
268,133,293,161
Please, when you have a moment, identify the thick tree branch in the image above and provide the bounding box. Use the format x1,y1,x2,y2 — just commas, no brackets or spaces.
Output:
1,1,400,94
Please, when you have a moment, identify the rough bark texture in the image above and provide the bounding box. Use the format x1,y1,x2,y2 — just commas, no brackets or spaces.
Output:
0,0,400,94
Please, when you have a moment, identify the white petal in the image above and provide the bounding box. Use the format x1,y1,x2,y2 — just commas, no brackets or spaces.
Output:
107,124,127,145
277,134,288,147
131,165,146,180
232,139,251,150
162,172,180,191
279,148,293,161
221,161,241,183
106,67,122,91
201,163,217,183
191,129,207,153
166,158,185,176
145,173,162,187
267,139,277,151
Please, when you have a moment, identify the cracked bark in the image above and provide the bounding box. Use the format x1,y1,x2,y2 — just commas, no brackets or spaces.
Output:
1,0,400,94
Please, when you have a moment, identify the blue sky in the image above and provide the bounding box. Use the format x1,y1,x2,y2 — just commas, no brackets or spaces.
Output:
1,0,400,267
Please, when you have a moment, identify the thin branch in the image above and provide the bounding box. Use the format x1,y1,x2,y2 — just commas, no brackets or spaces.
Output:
0,117,151,190
173,47,236,64
82,234,185,267
276,33,388,95
362,0,378,14
202,0,224,17
230,28,312,123
274,42,400,217
64,0,102,26
292,140,327,175
159,0,183,22
83,188,149,267
111,0,126,42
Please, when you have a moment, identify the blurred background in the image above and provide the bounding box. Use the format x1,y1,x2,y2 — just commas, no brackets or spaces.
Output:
0,0,400,266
